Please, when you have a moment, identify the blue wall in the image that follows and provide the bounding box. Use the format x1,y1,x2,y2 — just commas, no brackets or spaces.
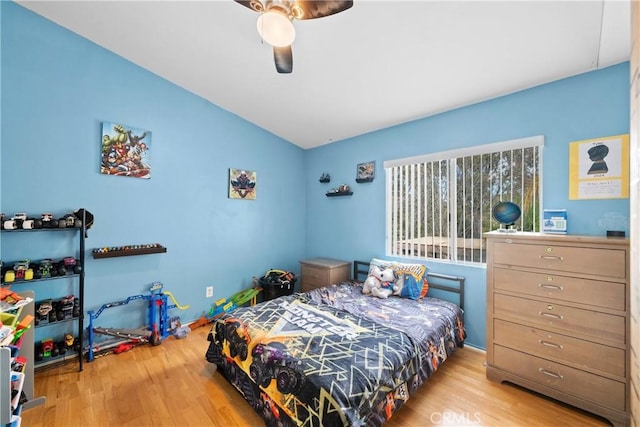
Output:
1,2,631,350
303,62,630,348
1,2,305,336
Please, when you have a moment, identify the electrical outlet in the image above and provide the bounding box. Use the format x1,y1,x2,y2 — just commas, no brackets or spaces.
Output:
206,286,214,298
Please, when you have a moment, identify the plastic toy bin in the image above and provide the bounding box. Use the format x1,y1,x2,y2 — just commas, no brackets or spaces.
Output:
259,276,296,302
1,308,22,329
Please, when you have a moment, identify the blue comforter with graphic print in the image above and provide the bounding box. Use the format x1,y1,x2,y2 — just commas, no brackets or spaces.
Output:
205,281,465,427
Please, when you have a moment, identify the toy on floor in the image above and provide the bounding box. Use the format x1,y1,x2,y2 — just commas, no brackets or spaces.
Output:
86,282,190,361
189,286,262,330
169,316,190,339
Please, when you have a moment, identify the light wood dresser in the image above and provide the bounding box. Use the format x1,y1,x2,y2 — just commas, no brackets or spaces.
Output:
299,257,351,292
485,231,630,426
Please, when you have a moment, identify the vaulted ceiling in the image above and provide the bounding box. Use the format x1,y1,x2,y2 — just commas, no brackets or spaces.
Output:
17,0,631,149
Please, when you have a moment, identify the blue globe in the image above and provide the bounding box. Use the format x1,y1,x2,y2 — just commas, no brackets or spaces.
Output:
492,201,521,226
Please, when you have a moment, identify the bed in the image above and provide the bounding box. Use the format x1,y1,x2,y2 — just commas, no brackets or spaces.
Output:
205,260,466,426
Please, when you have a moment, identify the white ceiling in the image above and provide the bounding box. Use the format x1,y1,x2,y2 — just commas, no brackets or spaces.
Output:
16,0,631,149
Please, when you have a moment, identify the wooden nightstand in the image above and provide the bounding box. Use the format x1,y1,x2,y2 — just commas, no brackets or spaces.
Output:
299,258,351,292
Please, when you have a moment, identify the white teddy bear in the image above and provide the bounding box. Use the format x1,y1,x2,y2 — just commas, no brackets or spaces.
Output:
363,265,383,294
370,268,396,299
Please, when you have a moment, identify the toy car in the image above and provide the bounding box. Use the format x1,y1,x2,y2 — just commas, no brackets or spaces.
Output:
73,296,80,318
36,299,53,325
2,213,26,230
54,295,75,321
62,334,79,353
249,342,306,394
6,260,34,281
34,258,55,279
41,338,55,358
41,213,58,228
56,257,81,275
58,214,80,228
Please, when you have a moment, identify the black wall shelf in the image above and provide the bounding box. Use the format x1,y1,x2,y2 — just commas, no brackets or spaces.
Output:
92,245,167,259
355,177,374,183
326,192,353,197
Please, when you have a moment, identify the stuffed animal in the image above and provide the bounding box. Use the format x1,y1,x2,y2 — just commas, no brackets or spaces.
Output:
371,268,395,299
363,265,383,294
392,274,405,296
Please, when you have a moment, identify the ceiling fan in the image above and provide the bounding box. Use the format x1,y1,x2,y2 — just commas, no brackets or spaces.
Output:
234,0,354,73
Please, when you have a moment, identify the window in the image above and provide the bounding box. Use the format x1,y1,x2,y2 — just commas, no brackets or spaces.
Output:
385,136,543,265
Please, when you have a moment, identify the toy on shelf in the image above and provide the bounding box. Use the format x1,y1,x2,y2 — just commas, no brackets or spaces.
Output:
40,213,58,228
34,258,55,279
35,333,80,361
92,243,166,259
1,210,89,230
2,257,82,283
3,260,34,283
34,295,79,326
326,184,353,197
86,282,189,361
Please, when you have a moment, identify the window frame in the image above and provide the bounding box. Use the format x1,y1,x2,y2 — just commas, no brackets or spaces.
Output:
384,135,544,265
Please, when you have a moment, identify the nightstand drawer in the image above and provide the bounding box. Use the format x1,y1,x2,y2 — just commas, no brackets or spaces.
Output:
301,265,330,287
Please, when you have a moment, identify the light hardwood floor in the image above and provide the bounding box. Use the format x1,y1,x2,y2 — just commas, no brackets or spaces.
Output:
20,326,611,427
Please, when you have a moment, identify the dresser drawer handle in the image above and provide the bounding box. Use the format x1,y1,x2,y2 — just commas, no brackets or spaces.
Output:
538,340,564,349
538,368,563,380
538,283,563,291
539,255,564,261
539,312,563,320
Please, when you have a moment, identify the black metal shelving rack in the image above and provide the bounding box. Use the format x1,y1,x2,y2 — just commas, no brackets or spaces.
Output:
1,211,86,373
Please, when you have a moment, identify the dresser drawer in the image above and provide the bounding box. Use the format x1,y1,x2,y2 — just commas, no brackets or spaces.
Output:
493,294,626,344
301,265,330,287
493,242,626,279
493,319,625,378
493,267,625,311
493,345,626,411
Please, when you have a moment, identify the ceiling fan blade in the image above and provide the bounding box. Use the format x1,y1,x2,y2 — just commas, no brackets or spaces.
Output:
274,45,293,73
234,0,264,13
293,1,353,20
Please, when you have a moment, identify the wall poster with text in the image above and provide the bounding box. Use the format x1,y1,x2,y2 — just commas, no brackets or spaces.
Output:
569,134,629,200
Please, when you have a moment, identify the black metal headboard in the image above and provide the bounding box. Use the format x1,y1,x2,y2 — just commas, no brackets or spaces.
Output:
352,260,465,312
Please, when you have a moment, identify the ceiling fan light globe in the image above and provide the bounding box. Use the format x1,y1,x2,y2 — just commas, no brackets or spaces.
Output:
256,10,295,47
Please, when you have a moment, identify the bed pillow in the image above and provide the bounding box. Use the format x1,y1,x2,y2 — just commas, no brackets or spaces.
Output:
369,258,429,300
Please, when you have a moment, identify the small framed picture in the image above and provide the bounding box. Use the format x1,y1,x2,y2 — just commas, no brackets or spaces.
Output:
229,168,257,200
356,161,375,183
100,121,151,179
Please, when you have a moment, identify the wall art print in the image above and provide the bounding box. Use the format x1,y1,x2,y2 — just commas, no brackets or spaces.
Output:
569,134,629,200
101,121,151,179
356,160,375,183
229,168,257,200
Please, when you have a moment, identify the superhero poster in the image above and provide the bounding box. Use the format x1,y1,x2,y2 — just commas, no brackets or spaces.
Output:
229,168,257,200
100,122,151,179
